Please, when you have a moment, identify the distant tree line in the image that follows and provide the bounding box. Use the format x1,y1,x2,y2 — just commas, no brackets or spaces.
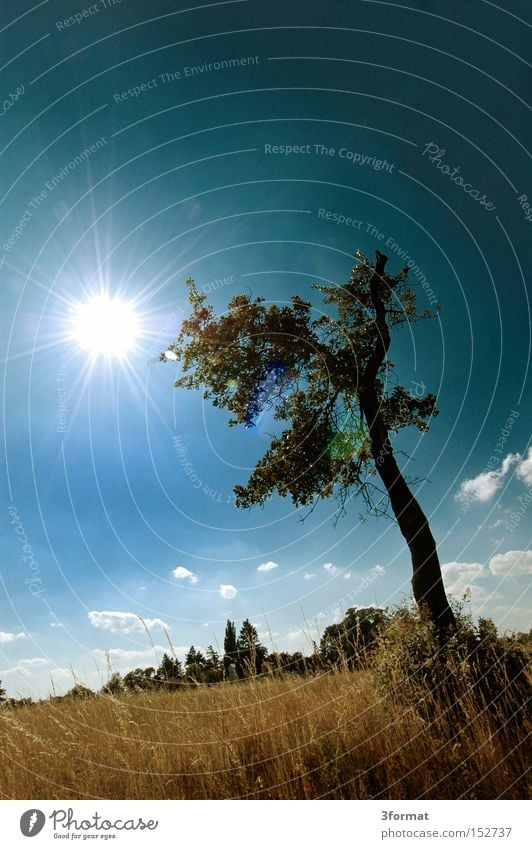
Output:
1,609,531,706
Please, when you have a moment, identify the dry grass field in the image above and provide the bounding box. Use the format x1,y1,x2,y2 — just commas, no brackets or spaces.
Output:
1,667,529,800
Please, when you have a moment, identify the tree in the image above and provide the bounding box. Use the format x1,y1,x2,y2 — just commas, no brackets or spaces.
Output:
320,606,388,669
4,697,32,709
205,645,221,670
237,619,268,676
164,251,455,632
266,650,307,676
203,645,223,683
223,619,238,672
100,672,123,696
156,653,183,689
0,679,6,704
185,645,206,682
123,667,157,692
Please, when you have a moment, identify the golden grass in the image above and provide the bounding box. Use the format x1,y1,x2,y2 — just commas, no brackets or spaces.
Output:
1,670,529,799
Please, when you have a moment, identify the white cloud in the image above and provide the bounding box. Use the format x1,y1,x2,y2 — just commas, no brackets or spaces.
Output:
489,550,532,577
283,626,314,650
314,604,344,624
343,572,352,580
49,667,74,678
456,453,520,503
172,566,198,584
257,561,279,572
441,562,501,608
467,585,493,604
285,626,306,641
441,561,485,596
50,622,64,628
373,565,385,575
516,448,532,486
1,658,49,676
0,631,26,643
257,629,278,641
88,611,169,635
303,573,316,580
323,562,341,577
219,584,237,599
328,605,344,623
92,646,168,666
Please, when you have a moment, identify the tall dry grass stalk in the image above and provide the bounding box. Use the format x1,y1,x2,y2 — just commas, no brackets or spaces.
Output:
0,668,529,799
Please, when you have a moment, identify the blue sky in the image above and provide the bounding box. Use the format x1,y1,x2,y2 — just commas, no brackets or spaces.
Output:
1,0,531,697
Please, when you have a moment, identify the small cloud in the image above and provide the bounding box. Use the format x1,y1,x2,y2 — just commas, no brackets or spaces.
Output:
286,626,305,639
50,622,64,629
343,572,352,580
219,584,237,599
88,611,169,635
164,349,178,361
441,561,485,596
489,550,532,577
257,560,279,572
314,604,344,624
303,573,316,580
172,565,198,584
1,658,49,676
373,565,385,575
516,448,532,486
323,562,341,577
441,562,498,609
456,453,520,503
92,646,167,666
284,626,309,648
467,585,493,604
0,631,26,643
257,629,277,640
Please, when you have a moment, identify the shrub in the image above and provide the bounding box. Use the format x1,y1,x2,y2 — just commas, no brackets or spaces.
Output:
373,600,531,729
63,683,95,701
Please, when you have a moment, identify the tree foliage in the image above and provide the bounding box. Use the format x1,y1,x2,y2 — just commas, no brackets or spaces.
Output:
373,602,531,728
164,251,436,515
123,667,157,692
100,672,124,696
185,646,206,682
157,653,183,688
63,683,94,700
223,619,238,669
205,645,221,669
237,619,268,676
320,606,388,669
163,250,455,630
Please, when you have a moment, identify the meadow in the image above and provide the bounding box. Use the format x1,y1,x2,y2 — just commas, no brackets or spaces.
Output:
1,665,529,800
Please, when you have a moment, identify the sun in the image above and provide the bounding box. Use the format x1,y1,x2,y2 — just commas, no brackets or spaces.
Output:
70,295,140,359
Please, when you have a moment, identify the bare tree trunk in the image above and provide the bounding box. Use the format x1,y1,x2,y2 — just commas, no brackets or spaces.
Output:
359,387,455,630
359,251,455,632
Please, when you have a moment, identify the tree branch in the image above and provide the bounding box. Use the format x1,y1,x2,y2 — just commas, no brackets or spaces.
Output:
361,250,390,387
